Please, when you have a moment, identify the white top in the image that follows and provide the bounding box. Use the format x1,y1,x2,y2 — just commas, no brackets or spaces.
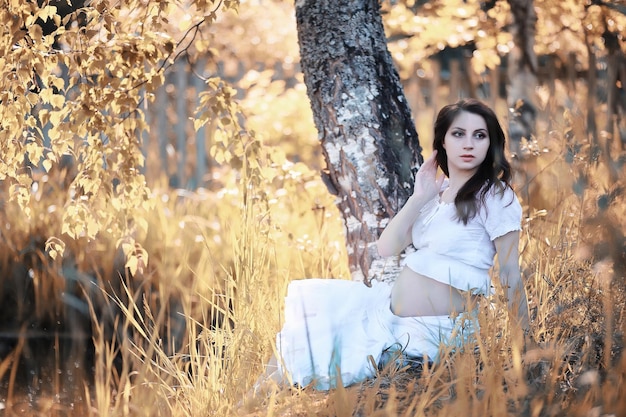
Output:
404,182,522,295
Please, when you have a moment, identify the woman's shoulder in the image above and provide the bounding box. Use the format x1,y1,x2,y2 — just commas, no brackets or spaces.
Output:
479,181,522,238
483,181,519,203
478,181,522,218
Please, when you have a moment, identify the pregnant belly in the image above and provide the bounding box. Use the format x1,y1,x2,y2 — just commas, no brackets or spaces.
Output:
390,266,478,317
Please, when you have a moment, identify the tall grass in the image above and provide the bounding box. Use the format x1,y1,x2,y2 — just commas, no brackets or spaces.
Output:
78,162,350,416
102,121,623,416
1,95,624,416
0,152,349,415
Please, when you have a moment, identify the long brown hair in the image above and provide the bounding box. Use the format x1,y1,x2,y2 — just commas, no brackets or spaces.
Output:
433,98,512,224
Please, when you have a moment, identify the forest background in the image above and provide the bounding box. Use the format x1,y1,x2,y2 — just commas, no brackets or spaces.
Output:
0,0,625,416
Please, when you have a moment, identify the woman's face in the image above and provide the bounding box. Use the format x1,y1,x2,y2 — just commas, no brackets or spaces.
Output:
442,111,490,177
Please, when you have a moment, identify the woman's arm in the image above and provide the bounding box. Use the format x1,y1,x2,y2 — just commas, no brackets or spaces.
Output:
377,151,444,257
494,231,529,330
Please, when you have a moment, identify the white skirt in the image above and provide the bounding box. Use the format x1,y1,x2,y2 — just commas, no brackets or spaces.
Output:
275,279,477,390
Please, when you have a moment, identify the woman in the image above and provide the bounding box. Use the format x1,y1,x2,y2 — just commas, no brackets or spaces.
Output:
257,98,528,393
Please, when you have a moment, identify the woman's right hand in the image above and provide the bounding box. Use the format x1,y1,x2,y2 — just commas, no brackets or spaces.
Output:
377,151,444,257
412,151,445,201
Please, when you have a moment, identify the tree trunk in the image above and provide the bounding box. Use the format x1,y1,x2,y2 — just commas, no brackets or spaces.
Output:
602,28,620,183
175,59,189,189
584,29,599,154
506,0,538,158
295,0,422,284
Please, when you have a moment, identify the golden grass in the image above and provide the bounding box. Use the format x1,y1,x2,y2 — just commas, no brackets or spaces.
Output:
1,90,625,417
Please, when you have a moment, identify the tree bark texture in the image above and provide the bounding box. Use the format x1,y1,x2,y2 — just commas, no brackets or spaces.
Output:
506,0,538,158
295,0,422,284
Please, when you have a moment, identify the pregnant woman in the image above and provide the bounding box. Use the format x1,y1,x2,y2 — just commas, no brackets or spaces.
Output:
253,98,528,394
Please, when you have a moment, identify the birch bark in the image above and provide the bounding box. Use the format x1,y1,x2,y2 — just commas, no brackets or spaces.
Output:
295,0,422,283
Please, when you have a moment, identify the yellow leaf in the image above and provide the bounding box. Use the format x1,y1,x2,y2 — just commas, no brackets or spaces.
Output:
194,116,208,131
40,5,58,22
47,126,61,141
26,93,39,105
51,94,65,109
121,241,134,257
87,217,99,238
40,88,53,104
62,220,74,239
125,256,138,276
213,148,225,164
49,110,64,126
51,77,65,91
45,237,66,260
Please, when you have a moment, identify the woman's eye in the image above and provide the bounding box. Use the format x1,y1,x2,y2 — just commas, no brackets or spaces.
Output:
475,132,487,139
452,131,464,137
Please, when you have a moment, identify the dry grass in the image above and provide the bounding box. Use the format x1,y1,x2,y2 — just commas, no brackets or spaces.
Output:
0,86,625,417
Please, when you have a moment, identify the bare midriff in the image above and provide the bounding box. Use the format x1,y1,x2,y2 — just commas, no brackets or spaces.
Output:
390,266,479,317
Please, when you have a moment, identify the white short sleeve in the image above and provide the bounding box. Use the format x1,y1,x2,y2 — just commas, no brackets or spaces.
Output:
481,185,522,241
